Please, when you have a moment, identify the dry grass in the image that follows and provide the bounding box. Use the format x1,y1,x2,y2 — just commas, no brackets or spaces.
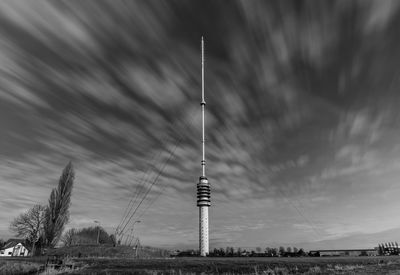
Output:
2,256,400,274
0,260,41,275
55,256,400,274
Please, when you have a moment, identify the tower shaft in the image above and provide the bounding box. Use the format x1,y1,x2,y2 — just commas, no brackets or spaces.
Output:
197,36,210,257
199,206,209,255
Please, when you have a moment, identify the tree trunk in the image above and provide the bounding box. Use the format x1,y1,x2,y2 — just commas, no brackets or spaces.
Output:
31,241,35,257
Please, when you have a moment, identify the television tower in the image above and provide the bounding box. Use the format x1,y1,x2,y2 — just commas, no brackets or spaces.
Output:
197,36,211,257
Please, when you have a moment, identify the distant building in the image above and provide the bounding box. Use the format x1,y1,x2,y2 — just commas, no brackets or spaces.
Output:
0,239,30,257
309,249,378,257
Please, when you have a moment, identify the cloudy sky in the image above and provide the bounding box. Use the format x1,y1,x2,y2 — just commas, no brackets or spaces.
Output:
1,0,400,250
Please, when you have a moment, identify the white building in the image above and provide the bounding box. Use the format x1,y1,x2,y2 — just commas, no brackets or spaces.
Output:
0,239,30,257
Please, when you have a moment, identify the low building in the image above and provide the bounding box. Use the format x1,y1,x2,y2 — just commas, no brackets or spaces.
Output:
309,249,378,257
0,239,30,257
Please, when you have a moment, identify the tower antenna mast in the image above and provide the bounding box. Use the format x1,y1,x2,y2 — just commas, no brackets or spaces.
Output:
201,36,206,177
197,36,211,257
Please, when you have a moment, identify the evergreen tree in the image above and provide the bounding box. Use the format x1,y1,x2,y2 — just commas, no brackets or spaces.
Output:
378,244,383,255
225,246,230,256
212,248,218,256
44,162,75,247
298,248,306,257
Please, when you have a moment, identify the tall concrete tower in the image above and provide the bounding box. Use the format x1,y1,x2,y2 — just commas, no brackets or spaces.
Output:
197,36,211,257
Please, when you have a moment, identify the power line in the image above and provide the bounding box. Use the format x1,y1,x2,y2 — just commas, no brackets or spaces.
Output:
119,139,182,234
116,108,197,235
134,118,198,220
116,151,162,234
117,108,198,235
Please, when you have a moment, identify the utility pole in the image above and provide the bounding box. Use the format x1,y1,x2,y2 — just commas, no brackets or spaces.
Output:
128,228,134,246
129,220,141,246
94,220,100,245
134,238,141,258
123,220,140,246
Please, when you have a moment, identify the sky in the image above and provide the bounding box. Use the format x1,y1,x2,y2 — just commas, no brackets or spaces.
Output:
1,0,400,251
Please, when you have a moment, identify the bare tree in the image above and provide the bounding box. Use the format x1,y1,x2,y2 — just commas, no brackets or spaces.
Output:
44,162,75,247
9,204,46,256
61,228,76,247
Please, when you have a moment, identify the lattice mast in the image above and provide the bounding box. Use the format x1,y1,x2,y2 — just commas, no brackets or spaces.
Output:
197,36,211,257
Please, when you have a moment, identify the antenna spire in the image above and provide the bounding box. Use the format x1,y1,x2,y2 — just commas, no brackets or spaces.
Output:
201,36,206,177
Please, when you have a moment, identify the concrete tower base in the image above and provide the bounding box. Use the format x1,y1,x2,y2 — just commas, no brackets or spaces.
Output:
199,206,209,256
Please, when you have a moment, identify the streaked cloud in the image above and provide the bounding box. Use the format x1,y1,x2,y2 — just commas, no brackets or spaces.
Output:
1,0,400,249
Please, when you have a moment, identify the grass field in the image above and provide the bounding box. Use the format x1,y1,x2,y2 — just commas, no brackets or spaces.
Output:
2,256,400,274
0,257,44,275
62,256,400,274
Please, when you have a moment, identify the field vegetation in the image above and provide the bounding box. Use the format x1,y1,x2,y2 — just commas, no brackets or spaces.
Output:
56,256,400,274
0,257,45,275
2,255,400,274
0,255,397,275
46,244,169,258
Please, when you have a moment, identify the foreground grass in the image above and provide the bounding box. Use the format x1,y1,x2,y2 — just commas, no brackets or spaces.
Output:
0,259,43,275
2,256,400,274
59,256,400,274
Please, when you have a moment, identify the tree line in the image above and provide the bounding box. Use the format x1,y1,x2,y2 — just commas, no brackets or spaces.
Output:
61,226,116,246
378,242,400,256
175,246,307,257
8,162,75,256
210,246,307,257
